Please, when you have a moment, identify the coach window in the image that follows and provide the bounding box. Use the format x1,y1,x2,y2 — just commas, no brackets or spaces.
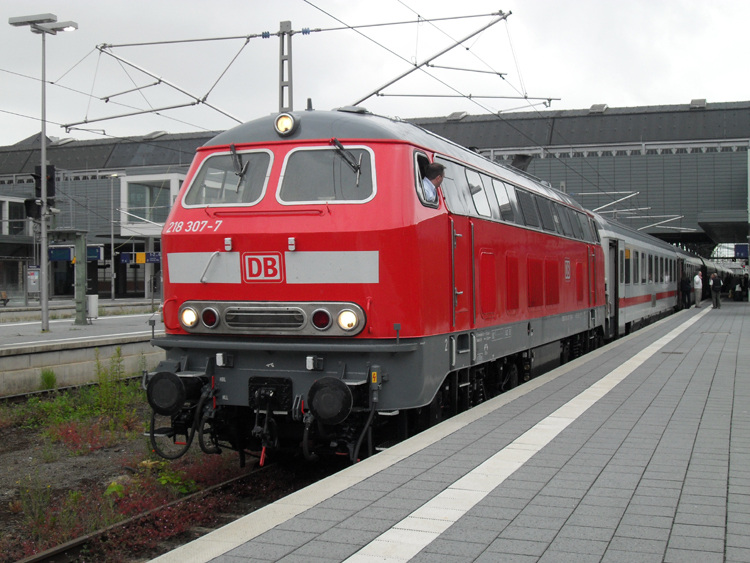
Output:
491,179,515,222
516,189,541,228
279,146,374,204
641,253,647,283
624,249,631,284
184,150,272,207
634,251,639,284
414,152,438,208
648,254,653,282
465,169,492,217
660,257,664,283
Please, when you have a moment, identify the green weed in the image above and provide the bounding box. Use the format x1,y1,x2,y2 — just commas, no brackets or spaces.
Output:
39,369,57,391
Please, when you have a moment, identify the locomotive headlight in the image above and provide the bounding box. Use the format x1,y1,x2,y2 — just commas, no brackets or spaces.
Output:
337,309,359,331
180,307,199,328
274,113,297,136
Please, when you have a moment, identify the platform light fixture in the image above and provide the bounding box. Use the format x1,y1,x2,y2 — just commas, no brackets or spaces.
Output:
9,12,78,332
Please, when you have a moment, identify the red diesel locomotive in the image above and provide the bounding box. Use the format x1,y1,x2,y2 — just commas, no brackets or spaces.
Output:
146,106,611,464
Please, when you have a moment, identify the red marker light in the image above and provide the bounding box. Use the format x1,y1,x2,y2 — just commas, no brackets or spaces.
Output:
202,308,219,328
311,309,331,330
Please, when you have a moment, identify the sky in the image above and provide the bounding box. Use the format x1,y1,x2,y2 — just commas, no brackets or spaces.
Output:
1,0,748,148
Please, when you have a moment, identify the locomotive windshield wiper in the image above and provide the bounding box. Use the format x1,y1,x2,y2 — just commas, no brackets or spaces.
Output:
331,138,362,187
229,144,249,192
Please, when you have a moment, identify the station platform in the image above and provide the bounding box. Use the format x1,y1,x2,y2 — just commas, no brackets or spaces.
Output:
151,300,749,563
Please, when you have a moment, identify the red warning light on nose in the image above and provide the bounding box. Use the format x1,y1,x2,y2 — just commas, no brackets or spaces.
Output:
311,309,331,330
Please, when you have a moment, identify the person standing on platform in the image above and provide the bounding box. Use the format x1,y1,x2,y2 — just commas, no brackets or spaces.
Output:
710,273,722,308
693,271,703,308
680,274,692,309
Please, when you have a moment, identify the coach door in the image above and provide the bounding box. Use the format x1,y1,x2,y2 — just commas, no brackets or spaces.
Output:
450,217,473,329
608,239,620,338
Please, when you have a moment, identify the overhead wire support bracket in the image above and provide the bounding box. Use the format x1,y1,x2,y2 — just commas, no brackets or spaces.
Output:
67,45,244,128
351,11,510,107
425,63,507,77
100,80,161,102
593,192,639,212
63,101,199,130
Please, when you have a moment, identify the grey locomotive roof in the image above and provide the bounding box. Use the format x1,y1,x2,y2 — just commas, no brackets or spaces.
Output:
208,109,583,209
409,100,750,149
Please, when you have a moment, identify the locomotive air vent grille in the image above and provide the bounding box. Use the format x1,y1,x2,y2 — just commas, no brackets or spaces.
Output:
224,307,305,329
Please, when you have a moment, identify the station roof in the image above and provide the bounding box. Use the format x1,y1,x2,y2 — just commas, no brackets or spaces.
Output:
3,101,748,177
409,100,750,149
0,130,217,176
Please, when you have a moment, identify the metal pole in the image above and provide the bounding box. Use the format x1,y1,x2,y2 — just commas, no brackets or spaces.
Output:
40,31,49,331
111,175,116,301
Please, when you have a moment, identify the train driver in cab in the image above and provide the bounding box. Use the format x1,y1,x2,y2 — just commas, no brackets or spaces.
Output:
422,162,446,203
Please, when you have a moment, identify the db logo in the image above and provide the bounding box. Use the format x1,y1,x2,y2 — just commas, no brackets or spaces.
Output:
243,253,283,282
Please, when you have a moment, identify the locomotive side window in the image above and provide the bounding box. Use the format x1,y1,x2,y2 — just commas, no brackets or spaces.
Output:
184,151,272,207
555,203,575,237
575,211,594,242
434,158,469,215
516,189,541,228
535,196,557,232
279,146,374,204
491,180,515,222
569,209,585,240
465,169,492,217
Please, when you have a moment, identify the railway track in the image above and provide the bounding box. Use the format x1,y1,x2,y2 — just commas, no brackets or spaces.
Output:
14,457,345,563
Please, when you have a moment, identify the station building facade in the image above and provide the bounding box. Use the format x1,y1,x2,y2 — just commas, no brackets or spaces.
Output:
0,131,215,300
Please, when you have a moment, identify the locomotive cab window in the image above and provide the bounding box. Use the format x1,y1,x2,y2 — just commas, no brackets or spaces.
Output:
278,146,375,204
415,152,438,208
183,150,272,207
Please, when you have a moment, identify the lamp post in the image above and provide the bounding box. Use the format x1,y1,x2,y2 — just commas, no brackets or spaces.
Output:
110,174,118,301
9,13,78,332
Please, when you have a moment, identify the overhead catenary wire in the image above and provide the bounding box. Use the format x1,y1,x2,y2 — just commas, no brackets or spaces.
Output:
394,1,643,212
304,1,628,208
0,67,213,134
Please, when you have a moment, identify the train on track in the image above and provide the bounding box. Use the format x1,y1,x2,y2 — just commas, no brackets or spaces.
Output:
145,107,731,465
